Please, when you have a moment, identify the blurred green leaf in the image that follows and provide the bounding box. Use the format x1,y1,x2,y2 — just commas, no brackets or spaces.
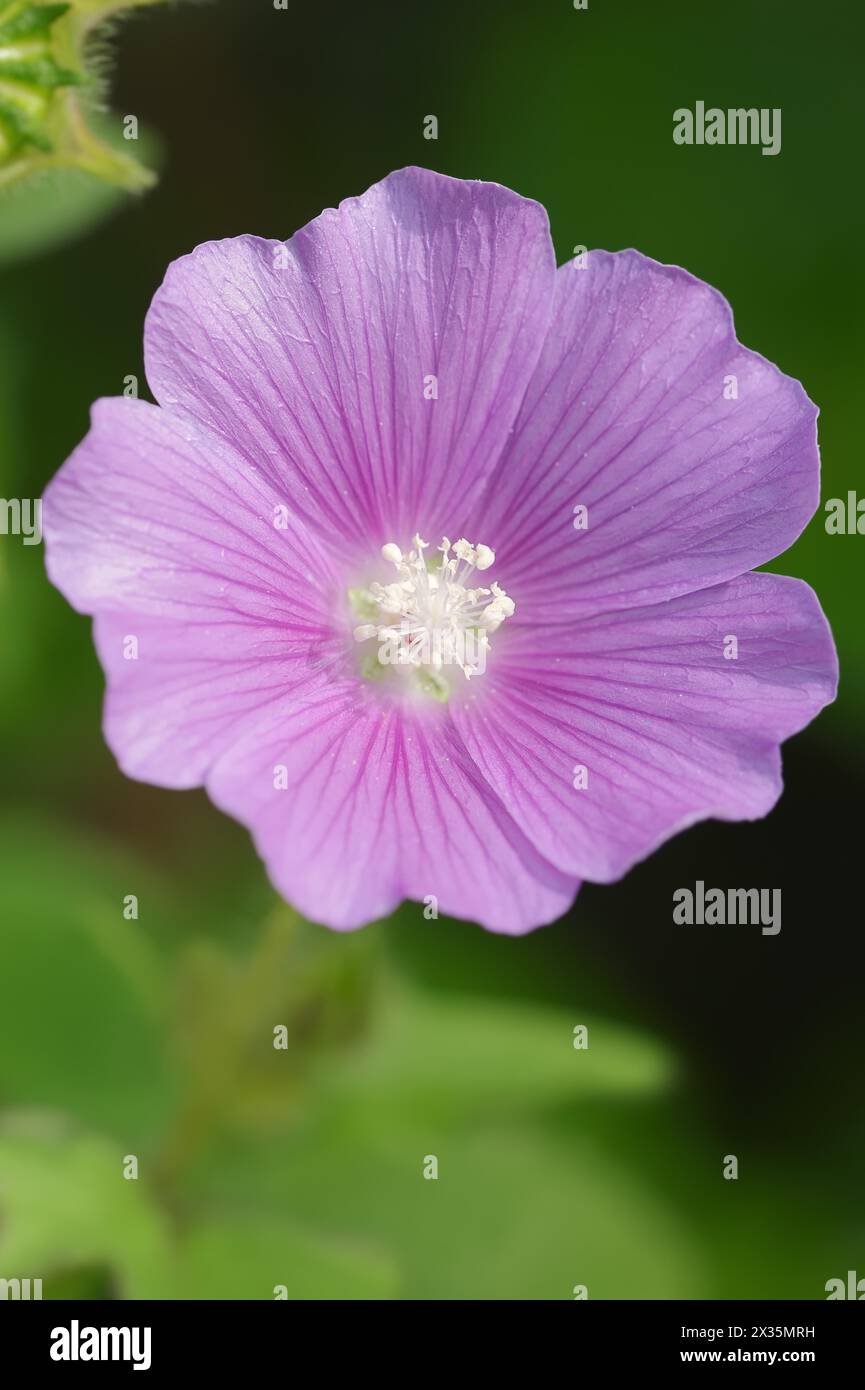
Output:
151,910,376,1182
318,978,675,1127
172,1219,397,1301
0,167,124,266
362,1126,707,1299
0,1112,169,1297
187,1116,707,1300
165,965,695,1299
0,120,161,266
0,818,176,1139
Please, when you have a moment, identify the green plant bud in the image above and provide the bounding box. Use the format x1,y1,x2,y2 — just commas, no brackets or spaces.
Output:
0,0,171,192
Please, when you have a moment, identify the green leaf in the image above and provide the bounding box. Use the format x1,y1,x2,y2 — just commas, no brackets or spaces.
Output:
0,1113,170,1298
188,1114,707,1300
0,6,71,42
0,60,84,89
171,973,691,1298
0,118,161,265
355,1126,708,1299
0,818,176,1140
173,1219,398,1300
0,98,52,151
320,978,675,1127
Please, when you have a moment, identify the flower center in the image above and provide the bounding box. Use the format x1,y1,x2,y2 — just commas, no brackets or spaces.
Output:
351,535,514,698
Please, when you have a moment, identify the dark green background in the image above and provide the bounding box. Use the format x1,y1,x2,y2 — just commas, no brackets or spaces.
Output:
0,0,862,1298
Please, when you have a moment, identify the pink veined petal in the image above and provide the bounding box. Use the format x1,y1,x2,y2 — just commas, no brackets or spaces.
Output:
469,251,821,620
206,684,579,934
43,397,345,785
93,614,345,789
143,166,557,555
452,572,838,883
43,397,341,625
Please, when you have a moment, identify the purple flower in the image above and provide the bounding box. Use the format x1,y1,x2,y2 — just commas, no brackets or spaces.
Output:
44,168,837,934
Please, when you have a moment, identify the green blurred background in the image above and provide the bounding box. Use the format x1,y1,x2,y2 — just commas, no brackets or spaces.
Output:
0,0,862,1299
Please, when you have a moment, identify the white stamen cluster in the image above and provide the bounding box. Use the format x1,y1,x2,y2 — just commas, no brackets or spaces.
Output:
353,535,515,681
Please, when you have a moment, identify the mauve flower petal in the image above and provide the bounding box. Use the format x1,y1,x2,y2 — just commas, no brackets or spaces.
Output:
206,686,578,934
471,251,820,620
93,614,338,789
43,397,343,785
43,397,339,623
143,167,557,552
453,573,837,882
